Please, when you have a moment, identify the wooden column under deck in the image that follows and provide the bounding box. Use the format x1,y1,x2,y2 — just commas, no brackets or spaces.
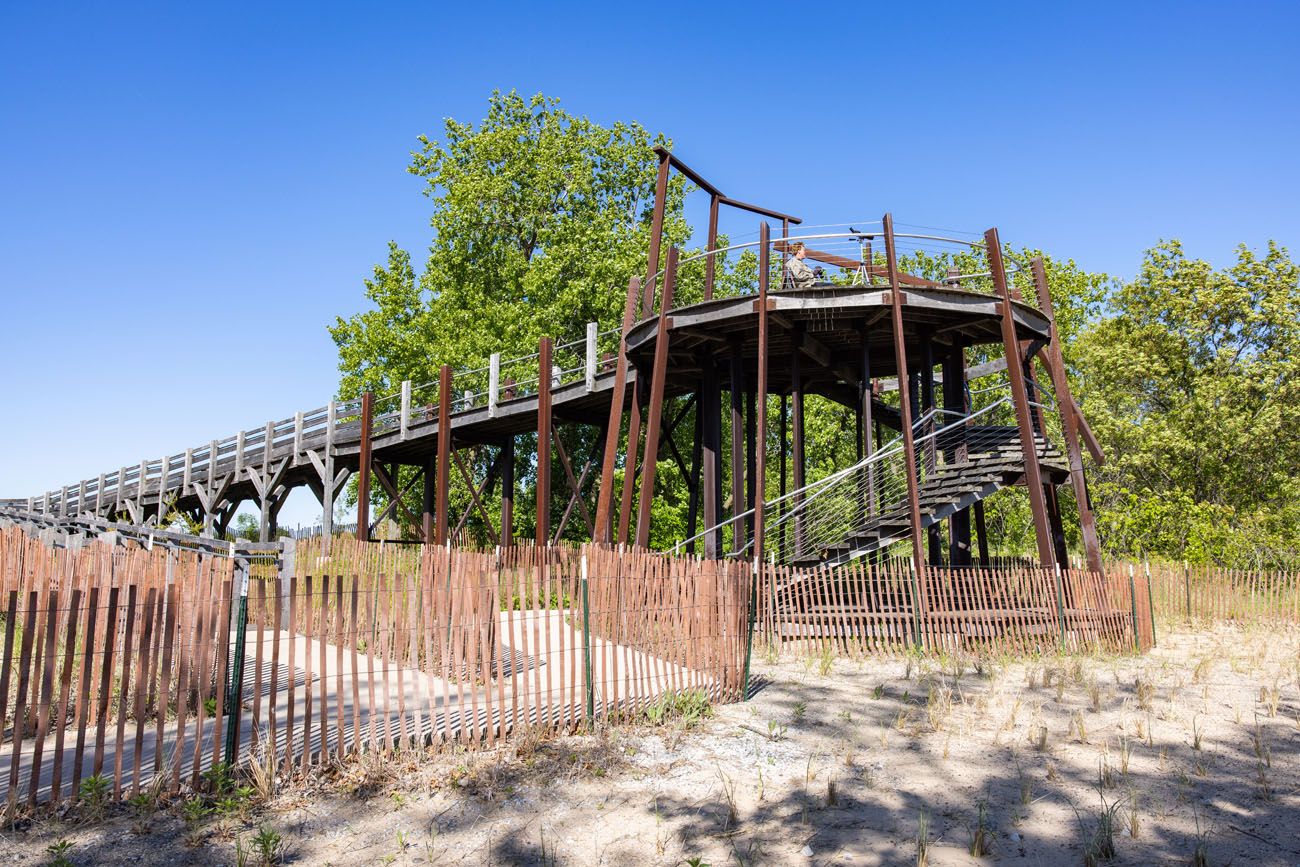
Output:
435,366,452,547
728,337,747,555
700,351,723,559
500,436,515,548
790,324,807,559
536,338,553,547
943,341,972,566
356,392,373,543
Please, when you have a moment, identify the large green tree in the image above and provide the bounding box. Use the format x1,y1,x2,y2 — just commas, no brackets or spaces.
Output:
331,91,687,397
1077,240,1300,566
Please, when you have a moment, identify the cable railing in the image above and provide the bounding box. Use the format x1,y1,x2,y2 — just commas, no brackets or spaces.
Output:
675,378,1066,566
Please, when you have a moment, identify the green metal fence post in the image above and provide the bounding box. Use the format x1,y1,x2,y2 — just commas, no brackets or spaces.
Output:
742,558,758,701
224,552,251,767
581,554,594,726
910,563,923,651
1052,563,1068,649
1144,562,1157,647
1127,564,1141,653
1183,561,1192,621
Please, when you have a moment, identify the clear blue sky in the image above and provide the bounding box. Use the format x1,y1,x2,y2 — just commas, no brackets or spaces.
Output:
3,1,1297,528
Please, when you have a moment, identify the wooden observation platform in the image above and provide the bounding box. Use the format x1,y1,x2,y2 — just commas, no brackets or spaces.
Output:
6,148,1104,575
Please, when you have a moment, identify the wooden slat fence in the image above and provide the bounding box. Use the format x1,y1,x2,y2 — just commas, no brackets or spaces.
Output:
1138,562,1300,624
756,560,1153,656
1,530,749,808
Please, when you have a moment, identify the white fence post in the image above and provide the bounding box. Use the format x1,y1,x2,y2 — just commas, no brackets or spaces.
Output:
585,322,598,391
489,352,501,417
400,380,411,439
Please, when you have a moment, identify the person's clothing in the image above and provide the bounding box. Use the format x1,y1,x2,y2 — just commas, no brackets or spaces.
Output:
784,255,817,289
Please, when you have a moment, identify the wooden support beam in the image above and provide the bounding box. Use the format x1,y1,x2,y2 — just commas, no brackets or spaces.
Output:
1032,257,1104,572
634,247,677,549
883,213,928,620
987,229,1055,568
594,277,640,544
537,338,553,547
435,366,452,546
700,352,722,559
451,447,500,545
356,392,373,542
790,323,807,558
500,437,515,547
728,336,747,555
944,341,972,566
753,223,771,564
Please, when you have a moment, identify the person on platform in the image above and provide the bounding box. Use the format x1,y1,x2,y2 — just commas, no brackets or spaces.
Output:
783,242,820,289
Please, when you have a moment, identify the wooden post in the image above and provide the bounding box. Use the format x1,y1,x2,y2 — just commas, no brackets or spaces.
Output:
500,436,515,547
943,341,972,566
882,214,928,592
753,223,771,564
1030,257,1103,573
356,392,373,542
986,230,1055,568
435,365,452,546
594,277,641,544
634,247,677,548
704,193,720,300
537,339,553,546
729,336,747,555
701,352,723,559
791,323,807,558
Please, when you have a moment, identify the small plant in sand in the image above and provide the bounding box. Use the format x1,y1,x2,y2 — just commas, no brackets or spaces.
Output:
817,645,834,676
1126,790,1140,839
1254,762,1273,801
871,684,885,700
968,801,993,856
1075,790,1123,866
1251,723,1271,767
716,769,739,829
45,840,75,867
643,689,712,728
1029,723,1050,753
1190,809,1213,866
1070,710,1089,744
1134,675,1156,711
1019,772,1033,806
1191,715,1203,751
766,720,787,742
1259,681,1280,717
1118,736,1132,776
78,773,111,822
1087,678,1103,713
792,700,807,722
825,778,838,808
250,825,284,866
1098,750,1117,789
915,810,931,867
926,686,953,732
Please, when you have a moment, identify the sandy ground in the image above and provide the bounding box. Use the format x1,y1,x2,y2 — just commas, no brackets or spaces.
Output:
2,622,1298,866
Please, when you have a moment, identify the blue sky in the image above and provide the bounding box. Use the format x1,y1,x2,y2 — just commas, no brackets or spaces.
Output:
2,1,1297,528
